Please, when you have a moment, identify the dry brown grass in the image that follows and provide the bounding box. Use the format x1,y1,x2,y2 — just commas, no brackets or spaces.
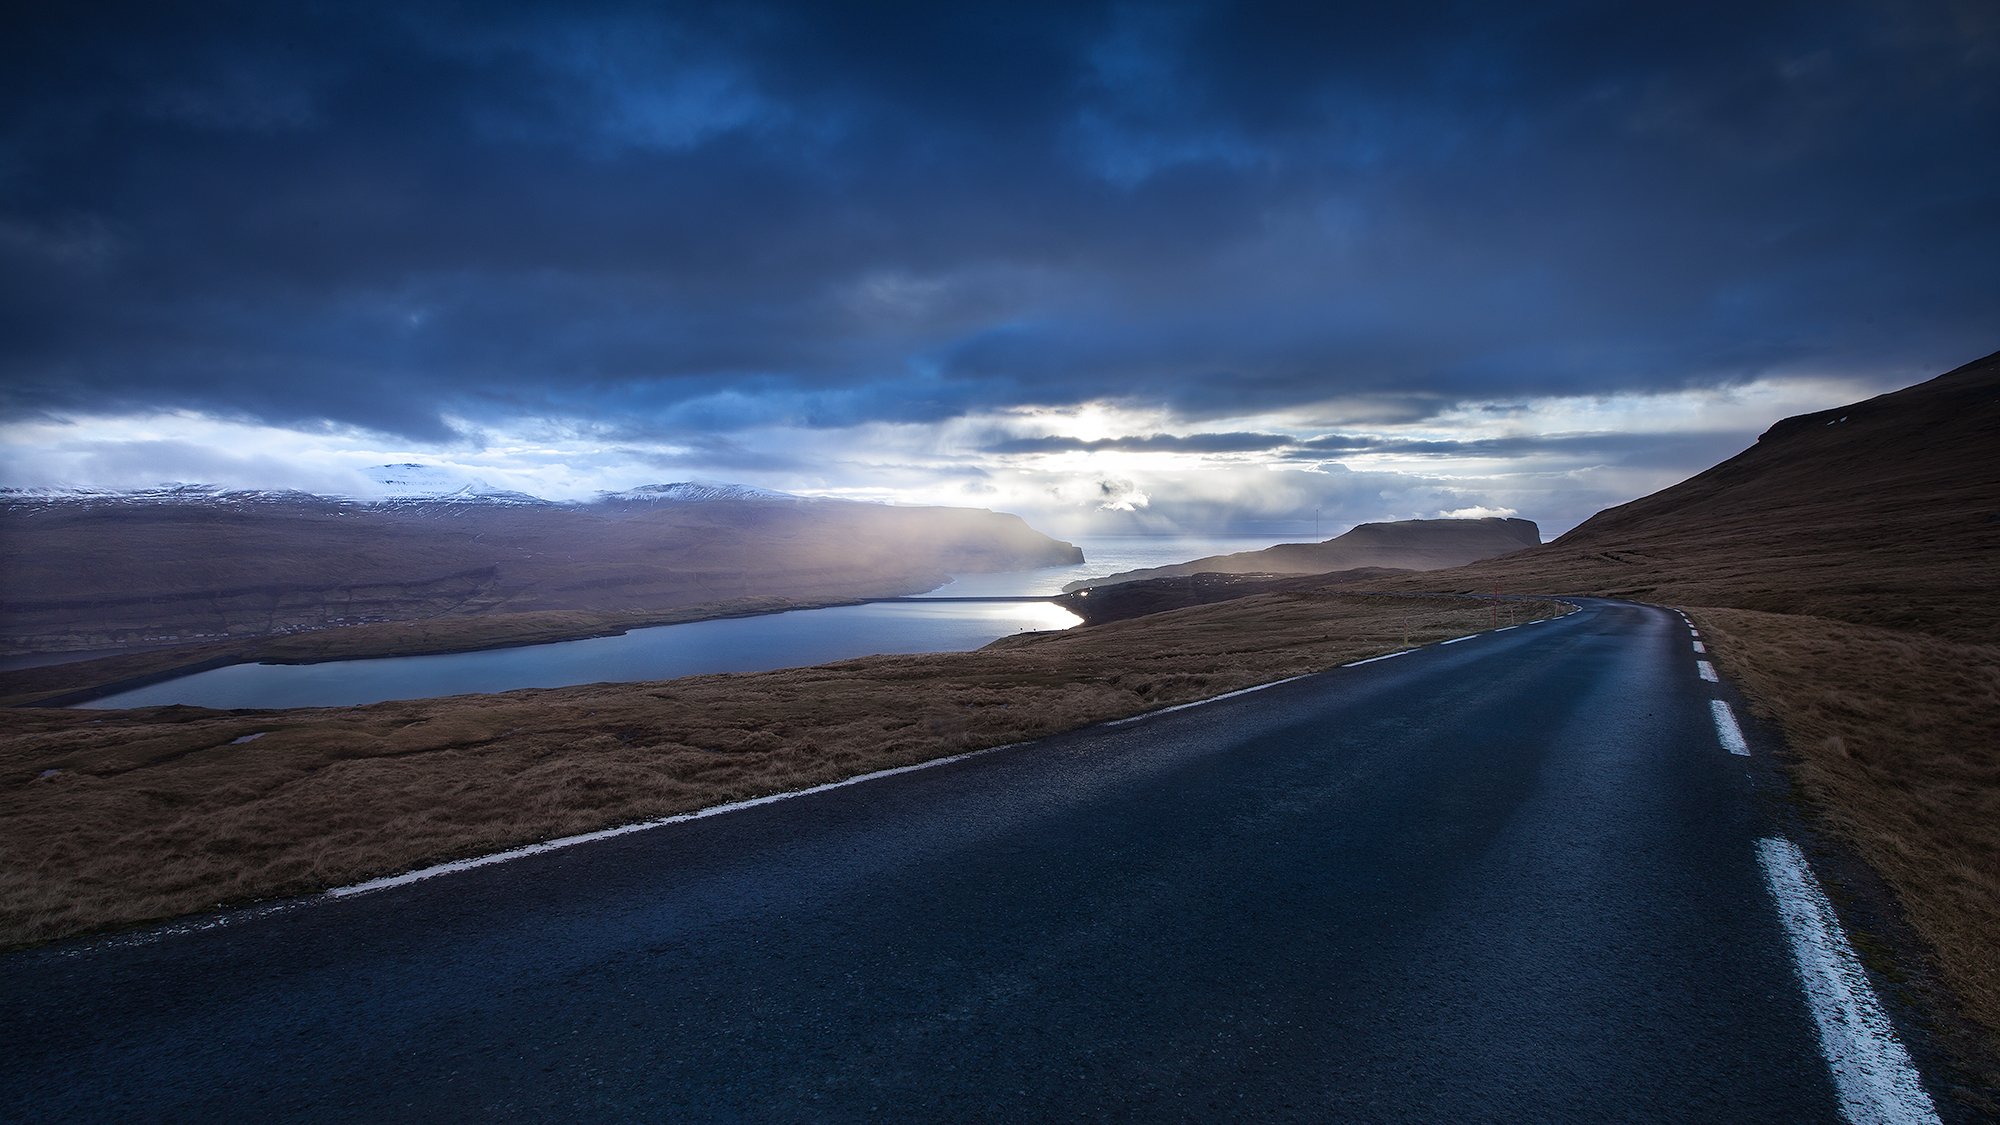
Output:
1691,607,2000,1034
0,493,1078,655
0,592,1565,947
1355,352,2000,1046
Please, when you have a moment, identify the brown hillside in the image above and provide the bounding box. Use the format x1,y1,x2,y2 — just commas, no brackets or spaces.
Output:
1372,348,2000,1047
0,495,1082,656
1402,350,2000,639
1063,516,1542,591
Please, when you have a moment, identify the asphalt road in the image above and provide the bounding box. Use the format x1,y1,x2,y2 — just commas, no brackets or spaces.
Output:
0,599,1939,1121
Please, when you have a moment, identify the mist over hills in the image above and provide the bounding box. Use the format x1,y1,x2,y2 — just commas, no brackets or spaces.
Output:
1396,349,2000,638
1366,348,2000,1039
1053,350,2000,1039
0,481,1082,655
1063,517,1542,592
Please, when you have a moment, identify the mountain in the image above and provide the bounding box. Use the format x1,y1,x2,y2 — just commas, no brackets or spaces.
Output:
594,482,800,506
1398,349,2000,639
0,482,1083,655
365,463,551,507
1062,516,1543,592
1377,349,2000,1039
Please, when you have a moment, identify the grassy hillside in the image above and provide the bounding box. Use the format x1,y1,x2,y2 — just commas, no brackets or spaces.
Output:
0,592,1566,948
0,495,1082,655
1063,516,1541,591
1376,348,2000,1041
1404,351,2000,636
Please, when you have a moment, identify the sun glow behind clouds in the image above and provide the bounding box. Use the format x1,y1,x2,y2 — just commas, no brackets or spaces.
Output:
0,371,1904,537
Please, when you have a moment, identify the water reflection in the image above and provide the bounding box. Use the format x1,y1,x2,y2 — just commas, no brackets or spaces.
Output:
83,600,1081,711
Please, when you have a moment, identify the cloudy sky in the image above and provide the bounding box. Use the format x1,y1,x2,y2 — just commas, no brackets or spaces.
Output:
3,1,1995,537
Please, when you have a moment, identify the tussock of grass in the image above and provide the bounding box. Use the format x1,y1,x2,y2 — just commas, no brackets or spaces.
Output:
1693,608,2000,1034
0,593,1565,947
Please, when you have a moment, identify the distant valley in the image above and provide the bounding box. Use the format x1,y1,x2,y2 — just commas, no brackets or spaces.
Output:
1062,516,1542,591
4,351,1997,1056
0,477,1082,657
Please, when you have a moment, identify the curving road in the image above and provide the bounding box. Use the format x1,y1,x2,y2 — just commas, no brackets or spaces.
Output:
0,600,1944,1121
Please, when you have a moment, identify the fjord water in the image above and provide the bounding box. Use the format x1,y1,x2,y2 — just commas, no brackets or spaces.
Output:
80,535,1285,710
914,534,1285,596
81,601,1082,710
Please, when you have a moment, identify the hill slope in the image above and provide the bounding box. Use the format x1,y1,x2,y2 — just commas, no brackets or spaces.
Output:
1063,517,1542,592
0,488,1082,655
1410,351,2000,638
1380,348,2000,1047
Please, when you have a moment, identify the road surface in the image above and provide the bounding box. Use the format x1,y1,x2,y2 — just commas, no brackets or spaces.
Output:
0,599,1943,1120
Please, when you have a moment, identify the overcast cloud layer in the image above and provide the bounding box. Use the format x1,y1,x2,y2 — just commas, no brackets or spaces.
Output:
3,1,1995,536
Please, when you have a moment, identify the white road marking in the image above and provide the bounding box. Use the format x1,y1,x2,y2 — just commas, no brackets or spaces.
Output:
1494,625,1518,632
1104,674,1315,727
330,741,1029,897
1697,660,1719,683
1693,640,1707,654
1344,649,1413,667
57,900,309,956
1756,838,1940,1125
1710,699,1750,755
1439,635,1474,645
1690,628,1701,639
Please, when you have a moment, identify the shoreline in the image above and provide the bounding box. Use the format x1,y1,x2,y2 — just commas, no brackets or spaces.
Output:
2,591,1569,953
40,594,1078,709
3,594,883,708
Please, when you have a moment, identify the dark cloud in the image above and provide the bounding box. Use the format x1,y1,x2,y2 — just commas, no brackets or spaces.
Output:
986,431,1294,454
987,427,1747,467
1290,431,1716,458
2,0,1995,441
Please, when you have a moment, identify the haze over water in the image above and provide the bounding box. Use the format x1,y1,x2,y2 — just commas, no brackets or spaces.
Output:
82,535,1280,710
915,535,1286,597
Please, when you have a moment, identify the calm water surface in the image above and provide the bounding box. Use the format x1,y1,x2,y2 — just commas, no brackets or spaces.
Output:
80,535,1290,710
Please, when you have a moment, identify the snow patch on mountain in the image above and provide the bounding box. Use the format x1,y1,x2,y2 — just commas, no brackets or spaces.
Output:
0,483,331,510
595,481,802,505
362,463,549,506
3,469,811,512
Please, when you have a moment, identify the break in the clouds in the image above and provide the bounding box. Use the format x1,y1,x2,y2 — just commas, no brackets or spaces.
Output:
2,1,1995,535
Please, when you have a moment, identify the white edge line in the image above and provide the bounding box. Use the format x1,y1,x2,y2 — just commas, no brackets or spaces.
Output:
160,616,1559,913
57,900,310,956
1494,625,1518,632
1438,635,1475,645
340,644,1436,895
1693,640,1707,654
1756,837,1940,1125
329,741,1025,897
1103,673,1316,727
1697,660,1719,683
1710,699,1750,756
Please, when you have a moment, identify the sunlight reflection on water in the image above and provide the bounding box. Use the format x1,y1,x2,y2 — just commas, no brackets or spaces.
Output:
82,536,1279,710
82,599,1083,710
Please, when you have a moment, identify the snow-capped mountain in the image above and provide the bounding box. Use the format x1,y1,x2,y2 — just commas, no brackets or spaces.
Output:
594,482,801,505
0,483,333,512
364,463,550,506
2,469,810,512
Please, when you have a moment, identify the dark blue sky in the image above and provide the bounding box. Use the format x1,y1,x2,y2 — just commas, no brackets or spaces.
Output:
3,1,1995,534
